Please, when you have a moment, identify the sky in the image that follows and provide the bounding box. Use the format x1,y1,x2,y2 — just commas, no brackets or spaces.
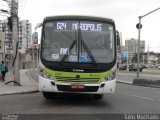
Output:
1,0,160,52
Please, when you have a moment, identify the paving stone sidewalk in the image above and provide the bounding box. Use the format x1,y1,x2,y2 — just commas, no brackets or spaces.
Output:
0,69,38,95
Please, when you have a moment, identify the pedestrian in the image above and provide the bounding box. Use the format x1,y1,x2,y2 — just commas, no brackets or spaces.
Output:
0,61,8,82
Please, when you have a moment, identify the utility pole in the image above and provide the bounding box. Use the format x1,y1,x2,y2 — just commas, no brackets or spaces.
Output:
136,7,160,79
11,0,20,85
32,45,35,69
127,45,129,70
147,44,149,64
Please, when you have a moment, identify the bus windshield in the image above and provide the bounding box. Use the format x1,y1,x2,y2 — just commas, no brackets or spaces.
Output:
42,20,115,63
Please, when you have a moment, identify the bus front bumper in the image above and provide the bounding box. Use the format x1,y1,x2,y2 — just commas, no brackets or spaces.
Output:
39,76,116,94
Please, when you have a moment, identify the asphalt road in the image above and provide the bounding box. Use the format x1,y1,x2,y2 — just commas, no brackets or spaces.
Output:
1,70,160,120
0,83,160,114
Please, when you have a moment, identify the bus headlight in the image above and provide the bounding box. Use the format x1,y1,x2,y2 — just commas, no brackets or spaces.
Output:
40,68,53,80
104,70,116,81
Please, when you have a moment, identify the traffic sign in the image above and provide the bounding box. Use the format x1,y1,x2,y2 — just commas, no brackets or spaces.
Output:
136,23,142,29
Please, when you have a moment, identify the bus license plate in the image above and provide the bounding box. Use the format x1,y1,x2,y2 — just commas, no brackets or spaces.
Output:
71,84,84,89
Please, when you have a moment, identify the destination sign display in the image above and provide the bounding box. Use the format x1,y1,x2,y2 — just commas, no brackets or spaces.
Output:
56,22,102,31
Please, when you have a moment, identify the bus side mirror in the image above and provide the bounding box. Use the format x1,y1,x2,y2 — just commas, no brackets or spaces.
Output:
35,23,42,30
116,31,121,50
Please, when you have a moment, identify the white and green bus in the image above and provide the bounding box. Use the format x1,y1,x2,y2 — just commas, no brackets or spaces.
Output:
38,15,117,100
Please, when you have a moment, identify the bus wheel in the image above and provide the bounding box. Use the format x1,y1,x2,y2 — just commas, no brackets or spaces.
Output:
93,94,103,100
42,92,56,99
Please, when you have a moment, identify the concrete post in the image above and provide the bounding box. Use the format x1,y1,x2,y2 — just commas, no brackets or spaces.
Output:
12,0,20,85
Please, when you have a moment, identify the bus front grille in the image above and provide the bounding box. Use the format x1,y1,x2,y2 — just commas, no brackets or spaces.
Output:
55,76,100,84
57,85,99,92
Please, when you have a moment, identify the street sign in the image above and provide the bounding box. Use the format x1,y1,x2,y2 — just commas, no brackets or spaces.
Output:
136,23,142,29
122,51,128,58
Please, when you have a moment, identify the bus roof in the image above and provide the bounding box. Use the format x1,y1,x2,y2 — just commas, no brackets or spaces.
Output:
43,15,115,23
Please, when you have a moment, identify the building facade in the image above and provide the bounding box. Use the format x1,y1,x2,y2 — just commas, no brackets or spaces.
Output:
125,38,145,53
0,31,4,63
0,20,7,63
125,38,145,63
0,19,32,69
18,20,32,53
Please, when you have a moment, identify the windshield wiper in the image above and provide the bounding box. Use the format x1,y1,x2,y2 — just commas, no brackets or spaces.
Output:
60,40,76,64
81,40,97,65
78,25,97,65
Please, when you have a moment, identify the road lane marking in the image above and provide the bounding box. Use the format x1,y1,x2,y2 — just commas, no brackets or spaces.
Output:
120,93,154,101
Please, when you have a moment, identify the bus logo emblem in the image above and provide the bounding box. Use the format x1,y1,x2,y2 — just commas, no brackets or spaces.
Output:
73,69,84,72
76,75,80,80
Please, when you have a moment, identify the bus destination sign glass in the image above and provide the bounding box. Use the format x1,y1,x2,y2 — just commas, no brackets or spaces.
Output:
56,22,102,31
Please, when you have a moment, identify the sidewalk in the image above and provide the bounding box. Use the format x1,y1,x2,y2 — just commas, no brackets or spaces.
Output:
117,69,160,88
0,69,38,95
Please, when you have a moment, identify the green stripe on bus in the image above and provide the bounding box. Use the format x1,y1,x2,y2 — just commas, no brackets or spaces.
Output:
43,68,112,84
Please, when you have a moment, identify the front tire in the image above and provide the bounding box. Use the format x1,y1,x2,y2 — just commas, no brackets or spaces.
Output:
93,94,103,100
42,92,56,99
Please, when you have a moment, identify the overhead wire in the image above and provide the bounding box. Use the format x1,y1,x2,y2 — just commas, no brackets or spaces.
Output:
18,0,27,18
18,0,23,16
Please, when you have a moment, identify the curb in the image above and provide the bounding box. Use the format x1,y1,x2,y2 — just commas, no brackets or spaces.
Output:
117,80,160,88
133,79,160,88
116,81,132,85
0,90,39,96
